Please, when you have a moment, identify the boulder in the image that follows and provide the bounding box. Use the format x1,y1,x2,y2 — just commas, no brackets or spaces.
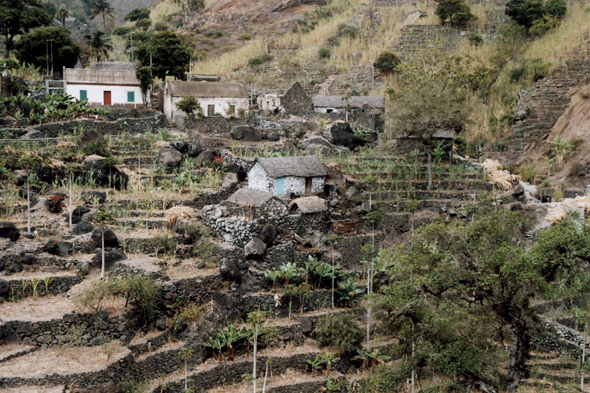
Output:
157,146,183,169
244,237,266,258
521,182,540,200
77,129,105,146
91,227,118,248
45,239,69,258
260,225,277,246
91,249,128,270
261,129,281,141
73,221,94,235
0,278,8,296
345,187,359,199
231,125,262,142
9,262,22,272
300,136,334,150
195,150,220,166
324,122,367,150
170,140,188,153
81,155,128,190
187,141,204,157
80,262,90,275
81,190,107,204
0,222,19,242
297,316,312,334
220,259,241,282
22,253,37,264
63,206,91,224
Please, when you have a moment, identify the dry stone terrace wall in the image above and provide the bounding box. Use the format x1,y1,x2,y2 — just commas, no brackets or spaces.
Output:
1,275,83,301
0,311,137,348
0,113,168,139
184,117,249,134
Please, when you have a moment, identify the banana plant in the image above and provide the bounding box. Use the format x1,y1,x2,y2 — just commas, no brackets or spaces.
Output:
279,262,303,285
337,277,364,307
352,347,391,370
264,270,281,291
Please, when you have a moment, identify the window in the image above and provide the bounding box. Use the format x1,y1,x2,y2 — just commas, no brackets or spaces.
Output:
80,90,87,101
127,91,135,103
207,104,215,117
326,109,333,113
229,104,235,115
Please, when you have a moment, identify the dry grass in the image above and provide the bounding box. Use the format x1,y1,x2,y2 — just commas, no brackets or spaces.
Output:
0,345,130,379
165,205,196,228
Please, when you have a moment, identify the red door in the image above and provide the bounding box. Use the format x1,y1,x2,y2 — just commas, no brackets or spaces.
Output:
104,91,112,105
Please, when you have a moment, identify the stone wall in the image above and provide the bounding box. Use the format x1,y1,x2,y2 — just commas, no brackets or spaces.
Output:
1,113,168,139
0,310,136,348
1,275,83,301
184,117,249,134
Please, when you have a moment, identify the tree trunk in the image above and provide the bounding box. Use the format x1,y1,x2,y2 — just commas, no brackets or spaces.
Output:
253,325,257,393
582,323,586,392
184,358,188,390
331,246,335,308
262,361,269,393
69,173,73,229
427,152,432,190
101,227,105,279
507,329,529,393
27,179,31,233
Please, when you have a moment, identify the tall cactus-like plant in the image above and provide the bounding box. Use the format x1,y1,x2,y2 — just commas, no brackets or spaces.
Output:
91,210,116,279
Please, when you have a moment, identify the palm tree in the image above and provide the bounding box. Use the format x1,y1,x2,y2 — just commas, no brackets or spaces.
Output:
86,30,113,62
56,8,70,27
91,0,115,30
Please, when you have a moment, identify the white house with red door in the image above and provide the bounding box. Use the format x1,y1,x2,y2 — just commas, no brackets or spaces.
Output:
63,62,145,106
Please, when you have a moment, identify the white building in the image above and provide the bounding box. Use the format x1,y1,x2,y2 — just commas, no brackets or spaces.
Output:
162,81,249,125
257,92,281,112
313,95,384,114
64,62,145,106
248,155,327,196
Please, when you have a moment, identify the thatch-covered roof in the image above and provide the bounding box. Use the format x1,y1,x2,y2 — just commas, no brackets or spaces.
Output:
166,81,248,98
64,67,139,85
289,196,328,213
313,96,384,109
254,155,327,178
226,188,284,207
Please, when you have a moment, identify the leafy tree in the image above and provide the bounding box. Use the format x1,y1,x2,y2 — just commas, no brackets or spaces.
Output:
136,31,191,80
545,0,567,19
435,0,477,27
56,8,70,27
373,51,401,74
169,0,205,24
91,0,115,30
175,96,203,119
16,26,80,72
0,0,53,55
86,30,112,62
44,2,57,17
136,65,153,106
124,8,150,22
373,212,590,392
315,313,363,354
135,18,151,31
505,0,546,29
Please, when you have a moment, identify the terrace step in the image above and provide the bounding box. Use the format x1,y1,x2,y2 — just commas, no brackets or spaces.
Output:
0,344,37,364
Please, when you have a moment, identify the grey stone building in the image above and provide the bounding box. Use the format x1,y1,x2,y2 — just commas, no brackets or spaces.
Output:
248,155,327,196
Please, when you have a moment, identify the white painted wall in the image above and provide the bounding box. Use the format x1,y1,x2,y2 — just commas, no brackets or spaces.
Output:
257,93,281,111
248,163,272,193
165,95,249,125
248,163,325,195
65,84,144,106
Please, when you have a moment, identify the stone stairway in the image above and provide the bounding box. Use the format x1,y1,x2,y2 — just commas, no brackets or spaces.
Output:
505,60,590,164
393,24,464,61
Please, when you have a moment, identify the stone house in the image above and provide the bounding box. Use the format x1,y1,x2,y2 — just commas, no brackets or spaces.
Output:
289,196,329,233
256,82,312,115
64,62,145,106
162,81,249,125
248,155,327,196
203,188,288,246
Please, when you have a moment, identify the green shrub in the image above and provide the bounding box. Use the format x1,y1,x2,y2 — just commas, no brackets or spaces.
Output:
239,33,251,41
318,47,331,59
185,223,208,241
81,140,111,157
373,51,401,74
175,96,203,119
135,18,152,31
113,27,132,36
337,23,357,38
315,313,363,354
467,33,483,46
214,31,223,38
248,54,272,66
435,0,477,27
